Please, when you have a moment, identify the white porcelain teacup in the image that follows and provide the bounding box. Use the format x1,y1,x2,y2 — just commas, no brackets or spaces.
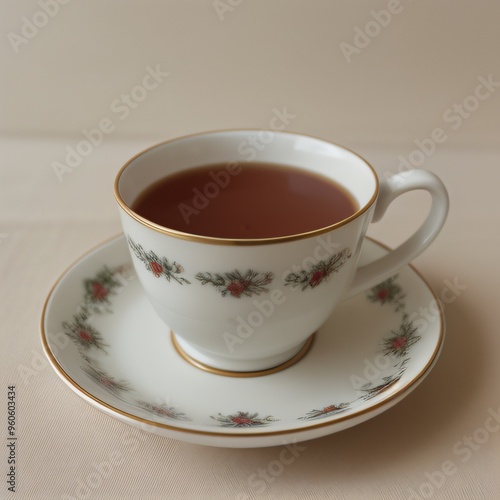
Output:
114,130,448,374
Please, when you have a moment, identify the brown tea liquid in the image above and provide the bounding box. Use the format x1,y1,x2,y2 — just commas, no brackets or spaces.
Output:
131,162,358,239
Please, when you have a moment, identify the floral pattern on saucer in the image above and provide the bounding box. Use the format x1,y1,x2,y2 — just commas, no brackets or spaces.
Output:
380,315,420,358
284,248,352,290
135,401,190,422
81,357,131,397
297,274,419,420
358,372,405,402
61,265,421,427
63,316,109,352
211,411,278,427
298,403,351,421
42,235,444,446
367,274,406,312
62,264,190,422
83,266,129,312
62,264,133,352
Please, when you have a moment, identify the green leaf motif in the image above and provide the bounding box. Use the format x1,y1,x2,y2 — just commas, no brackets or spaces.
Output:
195,269,274,298
127,236,190,285
284,248,352,291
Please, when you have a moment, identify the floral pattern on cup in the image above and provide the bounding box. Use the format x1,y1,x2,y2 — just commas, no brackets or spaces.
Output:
195,270,274,298
210,411,278,427
284,248,352,291
127,236,190,284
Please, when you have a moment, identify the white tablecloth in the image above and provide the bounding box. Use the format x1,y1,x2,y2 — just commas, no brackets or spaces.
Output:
2,137,499,499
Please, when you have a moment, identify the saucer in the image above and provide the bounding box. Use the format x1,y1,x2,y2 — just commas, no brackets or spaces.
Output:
41,235,444,448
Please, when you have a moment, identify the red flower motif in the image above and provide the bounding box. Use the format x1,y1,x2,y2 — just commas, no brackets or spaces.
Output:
77,329,92,343
322,405,338,413
149,261,163,277
91,282,109,301
391,336,408,350
157,408,172,417
232,416,252,426
377,288,389,300
211,411,277,426
226,280,249,298
309,270,326,288
99,376,113,387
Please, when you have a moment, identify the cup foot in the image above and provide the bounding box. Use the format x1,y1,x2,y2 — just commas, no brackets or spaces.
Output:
171,332,315,377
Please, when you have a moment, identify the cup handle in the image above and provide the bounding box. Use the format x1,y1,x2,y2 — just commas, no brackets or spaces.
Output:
344,169,449,299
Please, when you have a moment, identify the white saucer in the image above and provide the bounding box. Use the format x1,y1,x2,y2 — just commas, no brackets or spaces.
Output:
41,235,444,448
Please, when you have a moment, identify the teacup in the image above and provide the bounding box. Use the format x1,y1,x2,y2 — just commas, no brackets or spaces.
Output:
114,130,448,374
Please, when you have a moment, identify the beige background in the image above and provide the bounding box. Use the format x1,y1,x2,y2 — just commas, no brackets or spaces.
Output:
1,1,500,499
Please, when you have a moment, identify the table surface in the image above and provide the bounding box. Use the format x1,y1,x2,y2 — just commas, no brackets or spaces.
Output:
2,1,500,499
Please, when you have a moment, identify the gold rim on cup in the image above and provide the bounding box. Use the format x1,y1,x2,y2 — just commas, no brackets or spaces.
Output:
113,129,380,246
